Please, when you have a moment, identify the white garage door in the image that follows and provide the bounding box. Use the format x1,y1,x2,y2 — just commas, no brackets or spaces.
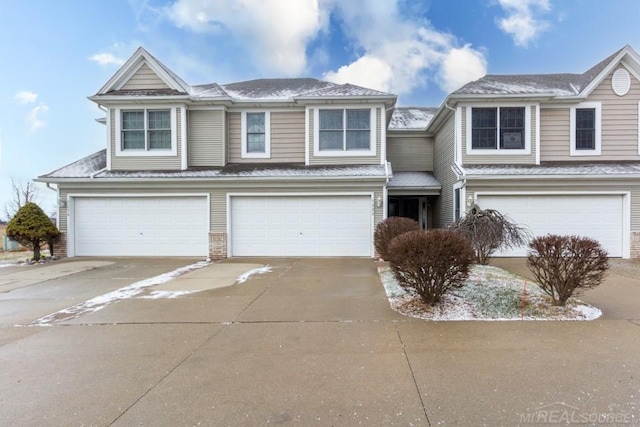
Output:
73,196,208,256
476,194,624,257
230,195,372,257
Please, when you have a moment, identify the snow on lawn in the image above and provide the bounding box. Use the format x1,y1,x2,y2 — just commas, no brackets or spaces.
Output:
379,264,602,321
32,260,210,326
236,265,272,284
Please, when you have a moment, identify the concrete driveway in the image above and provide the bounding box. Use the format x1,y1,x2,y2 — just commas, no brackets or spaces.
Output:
0,257,638,426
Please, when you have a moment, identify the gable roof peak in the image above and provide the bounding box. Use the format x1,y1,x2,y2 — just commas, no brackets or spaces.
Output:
94,47,190,96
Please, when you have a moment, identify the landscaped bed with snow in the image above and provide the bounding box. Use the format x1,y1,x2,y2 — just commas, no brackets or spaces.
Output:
379,264,602,321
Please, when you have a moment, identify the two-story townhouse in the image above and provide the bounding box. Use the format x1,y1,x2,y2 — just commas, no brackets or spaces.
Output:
38,45,640,260
37,48,398,259
428,45,640,258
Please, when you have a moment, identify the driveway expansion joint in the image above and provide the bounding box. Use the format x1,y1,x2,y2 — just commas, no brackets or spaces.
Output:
395,323,431,426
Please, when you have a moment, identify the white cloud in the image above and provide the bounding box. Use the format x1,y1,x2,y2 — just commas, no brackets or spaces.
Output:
323,1,486,95
14,91,38,105
162,0,486,95
437,45,488,92
89,52,126,66
324,56,394,92
166,0,328,76
497,0,551,47
26,103,49,133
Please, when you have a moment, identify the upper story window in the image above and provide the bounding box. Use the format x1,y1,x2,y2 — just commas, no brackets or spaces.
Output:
466,105,531,155
471,107,525,150
570,102,601,156
241,111,271,158
122,109,171,150
114,107,177,157
318,109,371,151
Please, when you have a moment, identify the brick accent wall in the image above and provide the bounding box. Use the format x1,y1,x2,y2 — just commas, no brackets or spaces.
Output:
631,231,640,259
209,232,227,259
55,232,67,258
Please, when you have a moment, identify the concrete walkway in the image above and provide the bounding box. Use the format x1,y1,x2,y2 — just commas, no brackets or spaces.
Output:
0,257,638,425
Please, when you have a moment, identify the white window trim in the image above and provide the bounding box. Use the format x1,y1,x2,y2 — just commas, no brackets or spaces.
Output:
570,102,601,156
453,181,465,222
465,105,532,155
313,106,377,157
241,111,271,159
114,106,178,157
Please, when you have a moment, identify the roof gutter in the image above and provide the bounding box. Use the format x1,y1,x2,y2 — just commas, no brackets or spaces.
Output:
465,173,640,180
34,174,390,184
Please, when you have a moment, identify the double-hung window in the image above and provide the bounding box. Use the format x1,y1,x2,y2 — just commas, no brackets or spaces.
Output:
121,109,171,151
471,107,525,150
318,109,371,152
570,102,601,156
241,111,270,158
575,108,595,150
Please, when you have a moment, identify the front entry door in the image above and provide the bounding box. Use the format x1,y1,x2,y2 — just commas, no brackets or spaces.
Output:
388,197,426,229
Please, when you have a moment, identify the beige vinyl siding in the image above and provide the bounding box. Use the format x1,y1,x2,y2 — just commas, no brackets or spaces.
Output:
539,108,570,160
228,111,305,163
461,106,537,165
308,107,382,165
387,136,434,171
58,188,69,233
541,66,640,161
432,114,457,227
121,63,169,90
466,179,640,231
188,110,225,167
110,108,182,171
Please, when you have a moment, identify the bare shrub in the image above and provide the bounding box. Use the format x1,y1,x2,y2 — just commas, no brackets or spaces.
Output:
450,205,530,264
387,229,475,305
527,235,609,306
374,217,420,261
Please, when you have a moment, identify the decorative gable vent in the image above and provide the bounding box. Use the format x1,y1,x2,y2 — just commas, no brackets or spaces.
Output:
611,68,631,96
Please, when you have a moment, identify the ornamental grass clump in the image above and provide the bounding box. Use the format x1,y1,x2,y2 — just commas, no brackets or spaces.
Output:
387,229,475,305
373,216,419,261
527,234,609,306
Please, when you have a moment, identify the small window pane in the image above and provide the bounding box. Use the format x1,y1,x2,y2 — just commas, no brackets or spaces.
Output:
247,133,265,153
346,130,370,150
500,107,525,149
148,130,171,149
471,108,497,149
319,131,343,150
122,130,145,149
346,110,370,130
148,110,170,129
576,108,595,150
122,111,144,130
246,113,265,133
319,110,343,130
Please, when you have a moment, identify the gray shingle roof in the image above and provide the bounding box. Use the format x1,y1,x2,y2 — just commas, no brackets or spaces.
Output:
219,78,394,100
388,172,441,188
454,47,625,96
464,162,640,176
389,107,439,130
40,150,106,178
39,151,388,180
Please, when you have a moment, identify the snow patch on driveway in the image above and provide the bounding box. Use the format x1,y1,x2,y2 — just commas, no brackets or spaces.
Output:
31,261,209,326
236,265,272,284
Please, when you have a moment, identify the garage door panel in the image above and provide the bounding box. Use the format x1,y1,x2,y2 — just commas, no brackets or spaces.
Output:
476,194,623,257
231,196,372,257
74,197,208,257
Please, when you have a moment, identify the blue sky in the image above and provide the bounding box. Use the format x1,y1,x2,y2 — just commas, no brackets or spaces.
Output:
1,0,640,220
